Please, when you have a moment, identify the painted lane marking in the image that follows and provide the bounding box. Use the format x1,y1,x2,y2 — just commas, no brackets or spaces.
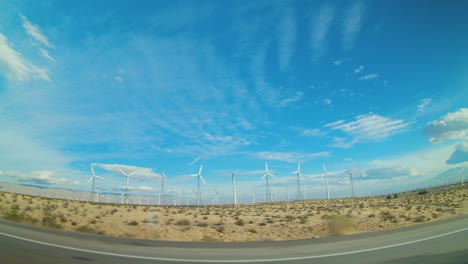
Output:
0,227,467,263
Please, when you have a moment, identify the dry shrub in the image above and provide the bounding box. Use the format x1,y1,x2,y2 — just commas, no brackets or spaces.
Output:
328,215,353,236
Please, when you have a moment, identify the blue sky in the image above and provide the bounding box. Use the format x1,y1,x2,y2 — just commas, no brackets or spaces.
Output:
0,0,467,202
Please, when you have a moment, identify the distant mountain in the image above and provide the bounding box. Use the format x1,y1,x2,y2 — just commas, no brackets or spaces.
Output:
425,166,467,185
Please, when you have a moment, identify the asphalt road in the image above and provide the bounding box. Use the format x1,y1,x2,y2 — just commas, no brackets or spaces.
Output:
0,215,467,264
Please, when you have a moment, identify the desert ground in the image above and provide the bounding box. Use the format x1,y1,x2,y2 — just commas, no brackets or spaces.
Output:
0,185,466,242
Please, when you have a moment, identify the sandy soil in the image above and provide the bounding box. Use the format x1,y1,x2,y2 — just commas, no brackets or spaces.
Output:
0,185,466,242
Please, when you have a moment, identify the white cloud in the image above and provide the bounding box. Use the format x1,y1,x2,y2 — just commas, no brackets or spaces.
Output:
71,181,81,185
333,60,342,66
326,113,410,147
0,124,72,172
423,108,468,144
279,91,303,107
115,76,123,83
120,185,154,191
417,98,432,112
323,98,332,105
0,33,50,81
354,65,364,73
301,128,324,137
324,120,345,127
95,164,161,179
253,151,331,163
367,143,459,178
0,170,67,185
359,73,379,80
310,5,335,60
39,48,55,62
278,7,296,70
342,0,366,50
20,14,54,49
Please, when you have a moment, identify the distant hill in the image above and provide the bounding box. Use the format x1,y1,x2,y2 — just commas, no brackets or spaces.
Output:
425,166,467,185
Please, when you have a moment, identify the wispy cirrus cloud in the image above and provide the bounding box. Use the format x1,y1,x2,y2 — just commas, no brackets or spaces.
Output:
354,65,364,73
279,91,303,107
20,14,54,49
359,73,379,80
342,0,366,50
417,98,432,112
332,60,342,66
0,33,50,81
325,113,411,148
277,7,296,70
310,4,335,60
39,48,55,62
253,151,331,163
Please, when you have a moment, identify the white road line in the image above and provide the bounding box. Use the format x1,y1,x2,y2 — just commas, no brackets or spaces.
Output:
0,228,467,263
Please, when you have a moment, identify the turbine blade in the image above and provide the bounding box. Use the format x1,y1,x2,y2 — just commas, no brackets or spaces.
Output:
118,169,126,175
87,176,94,183
199,165,203,175
96,176,104,180
261,173,268,180
91,164,95,176
128,171,138,176
323,163,327,172
190,174,199,177
298,162,301,171
199,175,206,184
292,171,298,174
265,162,269,172
269,173,277,178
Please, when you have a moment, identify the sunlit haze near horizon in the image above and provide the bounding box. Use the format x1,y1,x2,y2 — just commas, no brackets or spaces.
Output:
0,0,467,202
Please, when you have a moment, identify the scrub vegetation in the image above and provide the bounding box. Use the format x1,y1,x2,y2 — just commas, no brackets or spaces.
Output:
0,185,466,242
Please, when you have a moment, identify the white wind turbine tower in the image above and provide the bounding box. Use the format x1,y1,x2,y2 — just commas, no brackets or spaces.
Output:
232,171,238,206
349,170,356,197
321,163,332,200
190,165,206,206
118,169,138,204
458,167,464,186
159,171,167,205
292,162,304,201
261,162,276,203
88,164,104,202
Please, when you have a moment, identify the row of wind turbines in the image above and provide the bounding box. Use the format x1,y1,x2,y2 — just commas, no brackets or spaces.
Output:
87,161,358,205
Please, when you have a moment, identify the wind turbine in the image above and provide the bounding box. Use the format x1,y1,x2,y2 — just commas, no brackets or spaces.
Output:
159,171,167,205
261,162,276,203
118,169,138,204
232,171,238,206
292,162,304,201
458,167,464,186
349,170,356,197
190,165,206,206
321,163,332,200
88,164,104,202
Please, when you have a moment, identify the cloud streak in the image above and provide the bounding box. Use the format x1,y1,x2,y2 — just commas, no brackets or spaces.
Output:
0,33,50,81
253,151,331,163
310,5,334,60
20,14,54,49
359,73,379,80
326,113,411,148
342,0,366,50
278,7,296,70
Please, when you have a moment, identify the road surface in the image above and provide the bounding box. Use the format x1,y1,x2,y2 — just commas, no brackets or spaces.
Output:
0,215,467,264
